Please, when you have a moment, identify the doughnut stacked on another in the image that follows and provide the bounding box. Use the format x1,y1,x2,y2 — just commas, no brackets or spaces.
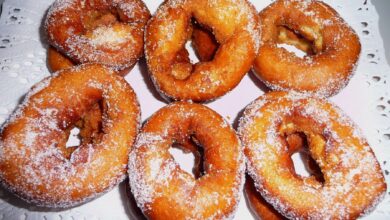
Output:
145,0,260,102
191,24,219,62
238,91,387,219
45,0,151,75
245,177,287,220
0,64,141,207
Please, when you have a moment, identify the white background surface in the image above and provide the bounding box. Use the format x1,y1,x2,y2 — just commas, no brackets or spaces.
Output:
0,0,389,219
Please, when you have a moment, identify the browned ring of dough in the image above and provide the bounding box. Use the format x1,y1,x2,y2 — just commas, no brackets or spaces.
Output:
129,102,244,219
45,0,150,71
245,176,286,220
253,0,361,97
0,64,140,207
145,0,260,102
47,46,133,76
47,46,75,73
238,91,386,219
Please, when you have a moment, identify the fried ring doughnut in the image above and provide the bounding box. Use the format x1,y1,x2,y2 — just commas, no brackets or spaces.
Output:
45,0,150,72
253,0,361,97
145,0,260,102
129,102,244,219
0,64,140,207
238,91,386,219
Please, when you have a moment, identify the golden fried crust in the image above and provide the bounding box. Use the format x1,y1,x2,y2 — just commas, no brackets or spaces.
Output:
45,0,150,72
238,91,386,219
145,0,260,102
48,46,75,72
253,0,361,97
47,46,133,76
129,102,244,219
245,133,323,220
245,177,286,220
245,132,307,220
0,64,141,207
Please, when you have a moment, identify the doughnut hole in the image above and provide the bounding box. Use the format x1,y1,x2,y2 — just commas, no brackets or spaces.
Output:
169,136,205,179
276,25,321,57
59,102,103,160
170,20,220,80
191,21,220,62
279,117,325,187
81,10,119,31
86,24,135,50
286,132,325,183
81,10,135,50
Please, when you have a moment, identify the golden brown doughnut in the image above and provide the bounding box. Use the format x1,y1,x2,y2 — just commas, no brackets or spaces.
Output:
145,0,260,102
0,64,140,207
253,0,361,97
45,0,150,73
238,91,386,219
129,102,244,219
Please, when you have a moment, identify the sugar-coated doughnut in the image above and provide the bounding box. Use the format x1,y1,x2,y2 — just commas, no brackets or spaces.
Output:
238,91,386,219
0,64,140,207
45,0,150,72
253,0,361,97
145,0,260,102
129,102,244,219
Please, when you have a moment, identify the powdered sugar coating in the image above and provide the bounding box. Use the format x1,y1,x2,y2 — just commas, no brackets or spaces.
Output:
238,91,387,219
0,64,141,208
128,102,244,219
45,0,150,71
89,26,134,49
253,0,361,98
145,0,260,102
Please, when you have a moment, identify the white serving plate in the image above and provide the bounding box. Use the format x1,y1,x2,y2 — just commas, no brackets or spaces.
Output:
0,0,389,219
